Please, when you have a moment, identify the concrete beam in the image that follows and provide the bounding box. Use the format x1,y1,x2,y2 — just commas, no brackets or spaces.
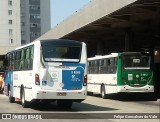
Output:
38,0,137,40
0,46,18,55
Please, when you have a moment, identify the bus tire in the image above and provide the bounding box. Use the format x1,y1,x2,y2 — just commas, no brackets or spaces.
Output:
101,85,106,99
21,89,30,108
9,89,15,103
57,100,73,109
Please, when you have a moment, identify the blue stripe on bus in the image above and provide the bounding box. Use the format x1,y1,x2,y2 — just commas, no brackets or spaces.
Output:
4,71,13,96
62,63,85,90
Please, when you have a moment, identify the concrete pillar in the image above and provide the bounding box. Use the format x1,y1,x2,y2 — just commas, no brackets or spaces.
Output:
97,41,104,55
125,30,133,52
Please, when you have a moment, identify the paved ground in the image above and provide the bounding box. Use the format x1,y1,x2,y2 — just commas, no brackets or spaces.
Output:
0,93,159,122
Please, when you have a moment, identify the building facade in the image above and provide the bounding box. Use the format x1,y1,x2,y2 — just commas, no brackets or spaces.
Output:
0,0,21,55
0,0,50,69
21,0,51,45
0,0,51,55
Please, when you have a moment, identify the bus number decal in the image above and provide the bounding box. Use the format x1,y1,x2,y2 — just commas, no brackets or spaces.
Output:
128,74,133,81
141,77,146,82
71,71,81,74
71,75,81,82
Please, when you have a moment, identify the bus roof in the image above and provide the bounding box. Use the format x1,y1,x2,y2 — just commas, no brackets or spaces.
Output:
88,53,118,61
88,52,150,61
7,39,84,54
40,39,82,46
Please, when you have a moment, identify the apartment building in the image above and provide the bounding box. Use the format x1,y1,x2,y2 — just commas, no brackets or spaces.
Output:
0,0,50,68
0,0,21,55
21,0,51,45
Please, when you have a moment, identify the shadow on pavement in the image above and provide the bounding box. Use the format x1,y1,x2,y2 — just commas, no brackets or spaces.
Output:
88,93,158,101
31,101,118,112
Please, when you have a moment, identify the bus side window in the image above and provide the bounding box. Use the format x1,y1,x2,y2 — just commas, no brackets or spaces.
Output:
94,60,97,74
14,52,17,70
96,60,100,74
89,61,91,74
107,59,111,74
30,46,34,70
107,59,111,66
3,56,8,70
5,54,10,70
97,60,100,74
90,61,93,74
87,61,90,74
25,48,30,70
15,51,21,70
19,49,26,70
109,58,115,74
99,59,104,74
10,52,14,70
8,54,12,70
114,58,118,73
101,59,105,74
19,50,23,70
9,53,12,70
14,52,18,70
25,46,33,70
103,59,108,74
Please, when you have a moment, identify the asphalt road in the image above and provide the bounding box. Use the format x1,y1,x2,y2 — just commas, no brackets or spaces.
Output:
0,93,159,122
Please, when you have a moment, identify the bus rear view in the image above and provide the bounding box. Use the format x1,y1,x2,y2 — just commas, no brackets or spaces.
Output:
35,39,87,108
119,52,154,93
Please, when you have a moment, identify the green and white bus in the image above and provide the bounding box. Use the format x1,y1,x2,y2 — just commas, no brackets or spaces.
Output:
88,52,154,98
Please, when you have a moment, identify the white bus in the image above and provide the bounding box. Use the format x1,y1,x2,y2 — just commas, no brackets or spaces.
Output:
88,52,154,98
4,39,87,108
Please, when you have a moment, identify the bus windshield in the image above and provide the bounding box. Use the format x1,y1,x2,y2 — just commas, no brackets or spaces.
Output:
42,45,81,62
122,53,151,70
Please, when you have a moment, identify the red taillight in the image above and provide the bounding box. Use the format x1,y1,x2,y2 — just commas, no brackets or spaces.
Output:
83,75,87,86
35,74,40,85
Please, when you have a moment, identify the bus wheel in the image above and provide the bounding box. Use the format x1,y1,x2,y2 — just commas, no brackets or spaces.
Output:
9,89,15,103
21,89,30,108
57,100,73,109
101,85,106,99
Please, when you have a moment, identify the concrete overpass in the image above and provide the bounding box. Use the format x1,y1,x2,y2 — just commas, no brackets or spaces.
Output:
39,0,160,57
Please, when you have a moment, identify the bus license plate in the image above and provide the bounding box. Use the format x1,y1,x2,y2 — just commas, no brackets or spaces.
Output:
57,92,67,96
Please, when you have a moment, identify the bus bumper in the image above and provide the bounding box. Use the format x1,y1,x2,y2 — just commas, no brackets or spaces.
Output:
117,85,154,93
31,88,87,101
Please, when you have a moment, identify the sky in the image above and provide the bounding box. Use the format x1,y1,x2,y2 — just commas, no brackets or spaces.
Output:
51,0,92,28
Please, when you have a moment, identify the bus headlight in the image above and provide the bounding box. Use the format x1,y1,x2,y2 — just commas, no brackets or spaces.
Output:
136,75,139,78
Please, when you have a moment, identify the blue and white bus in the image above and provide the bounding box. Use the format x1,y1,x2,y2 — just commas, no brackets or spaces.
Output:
4,39,87,108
